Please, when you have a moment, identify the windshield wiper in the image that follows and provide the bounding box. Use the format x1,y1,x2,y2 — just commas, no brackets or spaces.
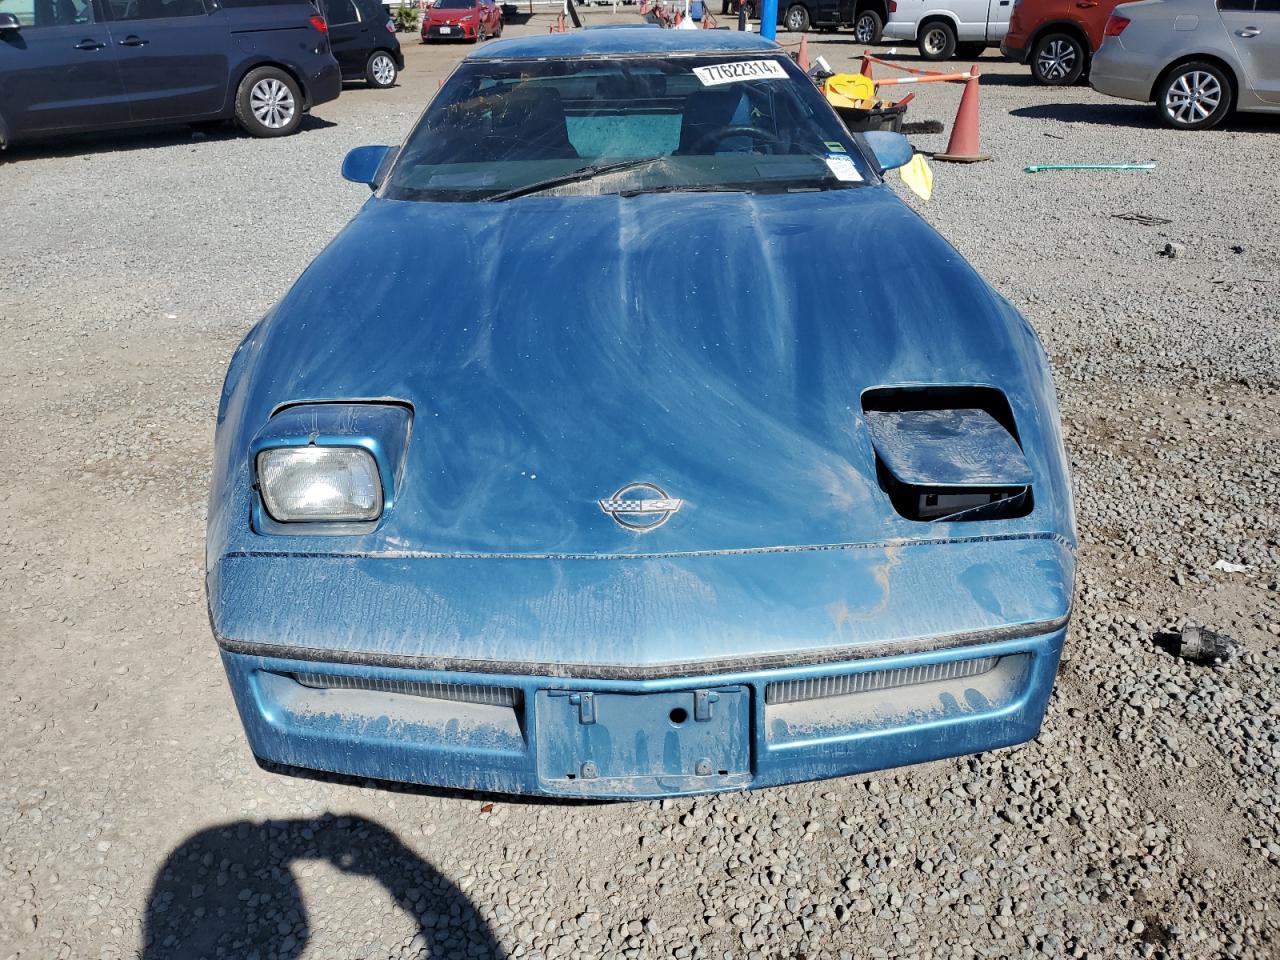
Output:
616,184,747,198
485,155,669,202
618,178,859,198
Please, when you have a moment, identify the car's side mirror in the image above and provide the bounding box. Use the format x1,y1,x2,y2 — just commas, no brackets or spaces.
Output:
0,12,22,30
342,144,393,189
863,131,913,172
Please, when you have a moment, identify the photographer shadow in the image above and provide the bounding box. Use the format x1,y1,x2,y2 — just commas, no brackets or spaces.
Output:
142,813,504,959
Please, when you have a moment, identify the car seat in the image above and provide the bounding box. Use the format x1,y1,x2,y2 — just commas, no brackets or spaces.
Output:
491,86,578,161
676,88,748,154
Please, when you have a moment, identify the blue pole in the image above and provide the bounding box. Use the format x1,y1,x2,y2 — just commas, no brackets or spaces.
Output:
759,0,776,38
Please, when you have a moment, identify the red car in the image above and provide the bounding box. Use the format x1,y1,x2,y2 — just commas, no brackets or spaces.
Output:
420,0,503,41
1000,0,1134,85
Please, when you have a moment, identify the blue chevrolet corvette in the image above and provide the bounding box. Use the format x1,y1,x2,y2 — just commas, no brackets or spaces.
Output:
207,28,1076,798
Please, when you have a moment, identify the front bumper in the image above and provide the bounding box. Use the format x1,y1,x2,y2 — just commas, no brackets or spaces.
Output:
1000,39,1026,62
219,625,1066,798
422,22,475,38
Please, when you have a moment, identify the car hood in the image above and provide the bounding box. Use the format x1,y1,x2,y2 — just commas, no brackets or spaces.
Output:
218,185,1072,559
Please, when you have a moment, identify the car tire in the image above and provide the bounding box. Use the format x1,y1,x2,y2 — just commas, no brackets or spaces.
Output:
1031,31,1085,85
234,66,303,138
365,50,398,88
917,20,955,60
495,16,503,35
784,3,809,31
1155,60,1233,130
852,7,882,43
955,41,986,59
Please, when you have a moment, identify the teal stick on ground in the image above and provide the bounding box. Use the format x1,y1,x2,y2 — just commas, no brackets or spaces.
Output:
1025,163,1157,173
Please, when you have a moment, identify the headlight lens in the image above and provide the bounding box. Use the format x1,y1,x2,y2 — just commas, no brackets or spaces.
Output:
257,447,382,522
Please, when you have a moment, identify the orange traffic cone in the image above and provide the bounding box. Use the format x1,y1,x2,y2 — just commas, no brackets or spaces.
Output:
797,34,809,72
859,50,874,80
934,66,990,163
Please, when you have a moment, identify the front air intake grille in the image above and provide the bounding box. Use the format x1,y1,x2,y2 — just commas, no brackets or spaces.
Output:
765,656,1001,705
291,673,521,708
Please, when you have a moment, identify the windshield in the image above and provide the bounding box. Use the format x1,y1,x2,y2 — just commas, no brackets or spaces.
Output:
431,0,476,8
383,53,874,202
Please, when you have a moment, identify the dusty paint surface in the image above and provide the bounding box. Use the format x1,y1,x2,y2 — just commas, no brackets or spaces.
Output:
208,185,1075,672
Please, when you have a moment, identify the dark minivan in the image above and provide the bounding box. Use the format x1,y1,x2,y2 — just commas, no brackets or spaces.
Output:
0,0,341,147
322,0,402,87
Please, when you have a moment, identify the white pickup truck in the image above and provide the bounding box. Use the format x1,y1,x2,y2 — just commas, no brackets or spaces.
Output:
882,0,1012,60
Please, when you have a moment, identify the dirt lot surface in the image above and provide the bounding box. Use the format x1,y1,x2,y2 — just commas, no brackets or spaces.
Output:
2,15,1278,960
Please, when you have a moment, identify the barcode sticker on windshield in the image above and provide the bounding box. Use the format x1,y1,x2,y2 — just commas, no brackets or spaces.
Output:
693,60,789,86
824,154,863,182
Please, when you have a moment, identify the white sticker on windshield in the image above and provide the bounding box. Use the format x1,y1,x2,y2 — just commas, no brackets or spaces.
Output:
693,60,789,86
824,153,863,182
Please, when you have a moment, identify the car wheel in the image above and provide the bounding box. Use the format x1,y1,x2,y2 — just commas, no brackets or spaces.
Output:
955,41,986,59
234,67,302,138
784,3,809,31
917,20,955,60
852,8,882,43
1156,61,1232,130
1031,32,1085,85
365,50,397,88
495,16,503,35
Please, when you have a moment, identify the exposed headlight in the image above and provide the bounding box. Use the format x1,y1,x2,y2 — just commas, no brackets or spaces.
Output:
257,447,383,522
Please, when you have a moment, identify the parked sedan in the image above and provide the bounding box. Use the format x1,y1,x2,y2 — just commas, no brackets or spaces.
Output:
208,29,1076,799
420,0,500,41
1091,0,1279,129
0,0,340,146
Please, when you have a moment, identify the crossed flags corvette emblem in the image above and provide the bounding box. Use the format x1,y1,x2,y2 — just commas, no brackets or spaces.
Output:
598,482,683,532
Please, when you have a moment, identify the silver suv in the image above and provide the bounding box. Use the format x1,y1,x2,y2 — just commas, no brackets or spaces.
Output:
1091,0,1280,129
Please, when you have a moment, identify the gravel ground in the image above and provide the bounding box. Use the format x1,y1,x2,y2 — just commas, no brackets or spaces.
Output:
2,15,1278,960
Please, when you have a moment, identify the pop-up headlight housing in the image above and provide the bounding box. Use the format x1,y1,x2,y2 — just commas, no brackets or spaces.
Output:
250,402,412,535
863,386,1032,522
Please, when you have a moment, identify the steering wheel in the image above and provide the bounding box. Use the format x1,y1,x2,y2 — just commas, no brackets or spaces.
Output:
692,124,786,155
